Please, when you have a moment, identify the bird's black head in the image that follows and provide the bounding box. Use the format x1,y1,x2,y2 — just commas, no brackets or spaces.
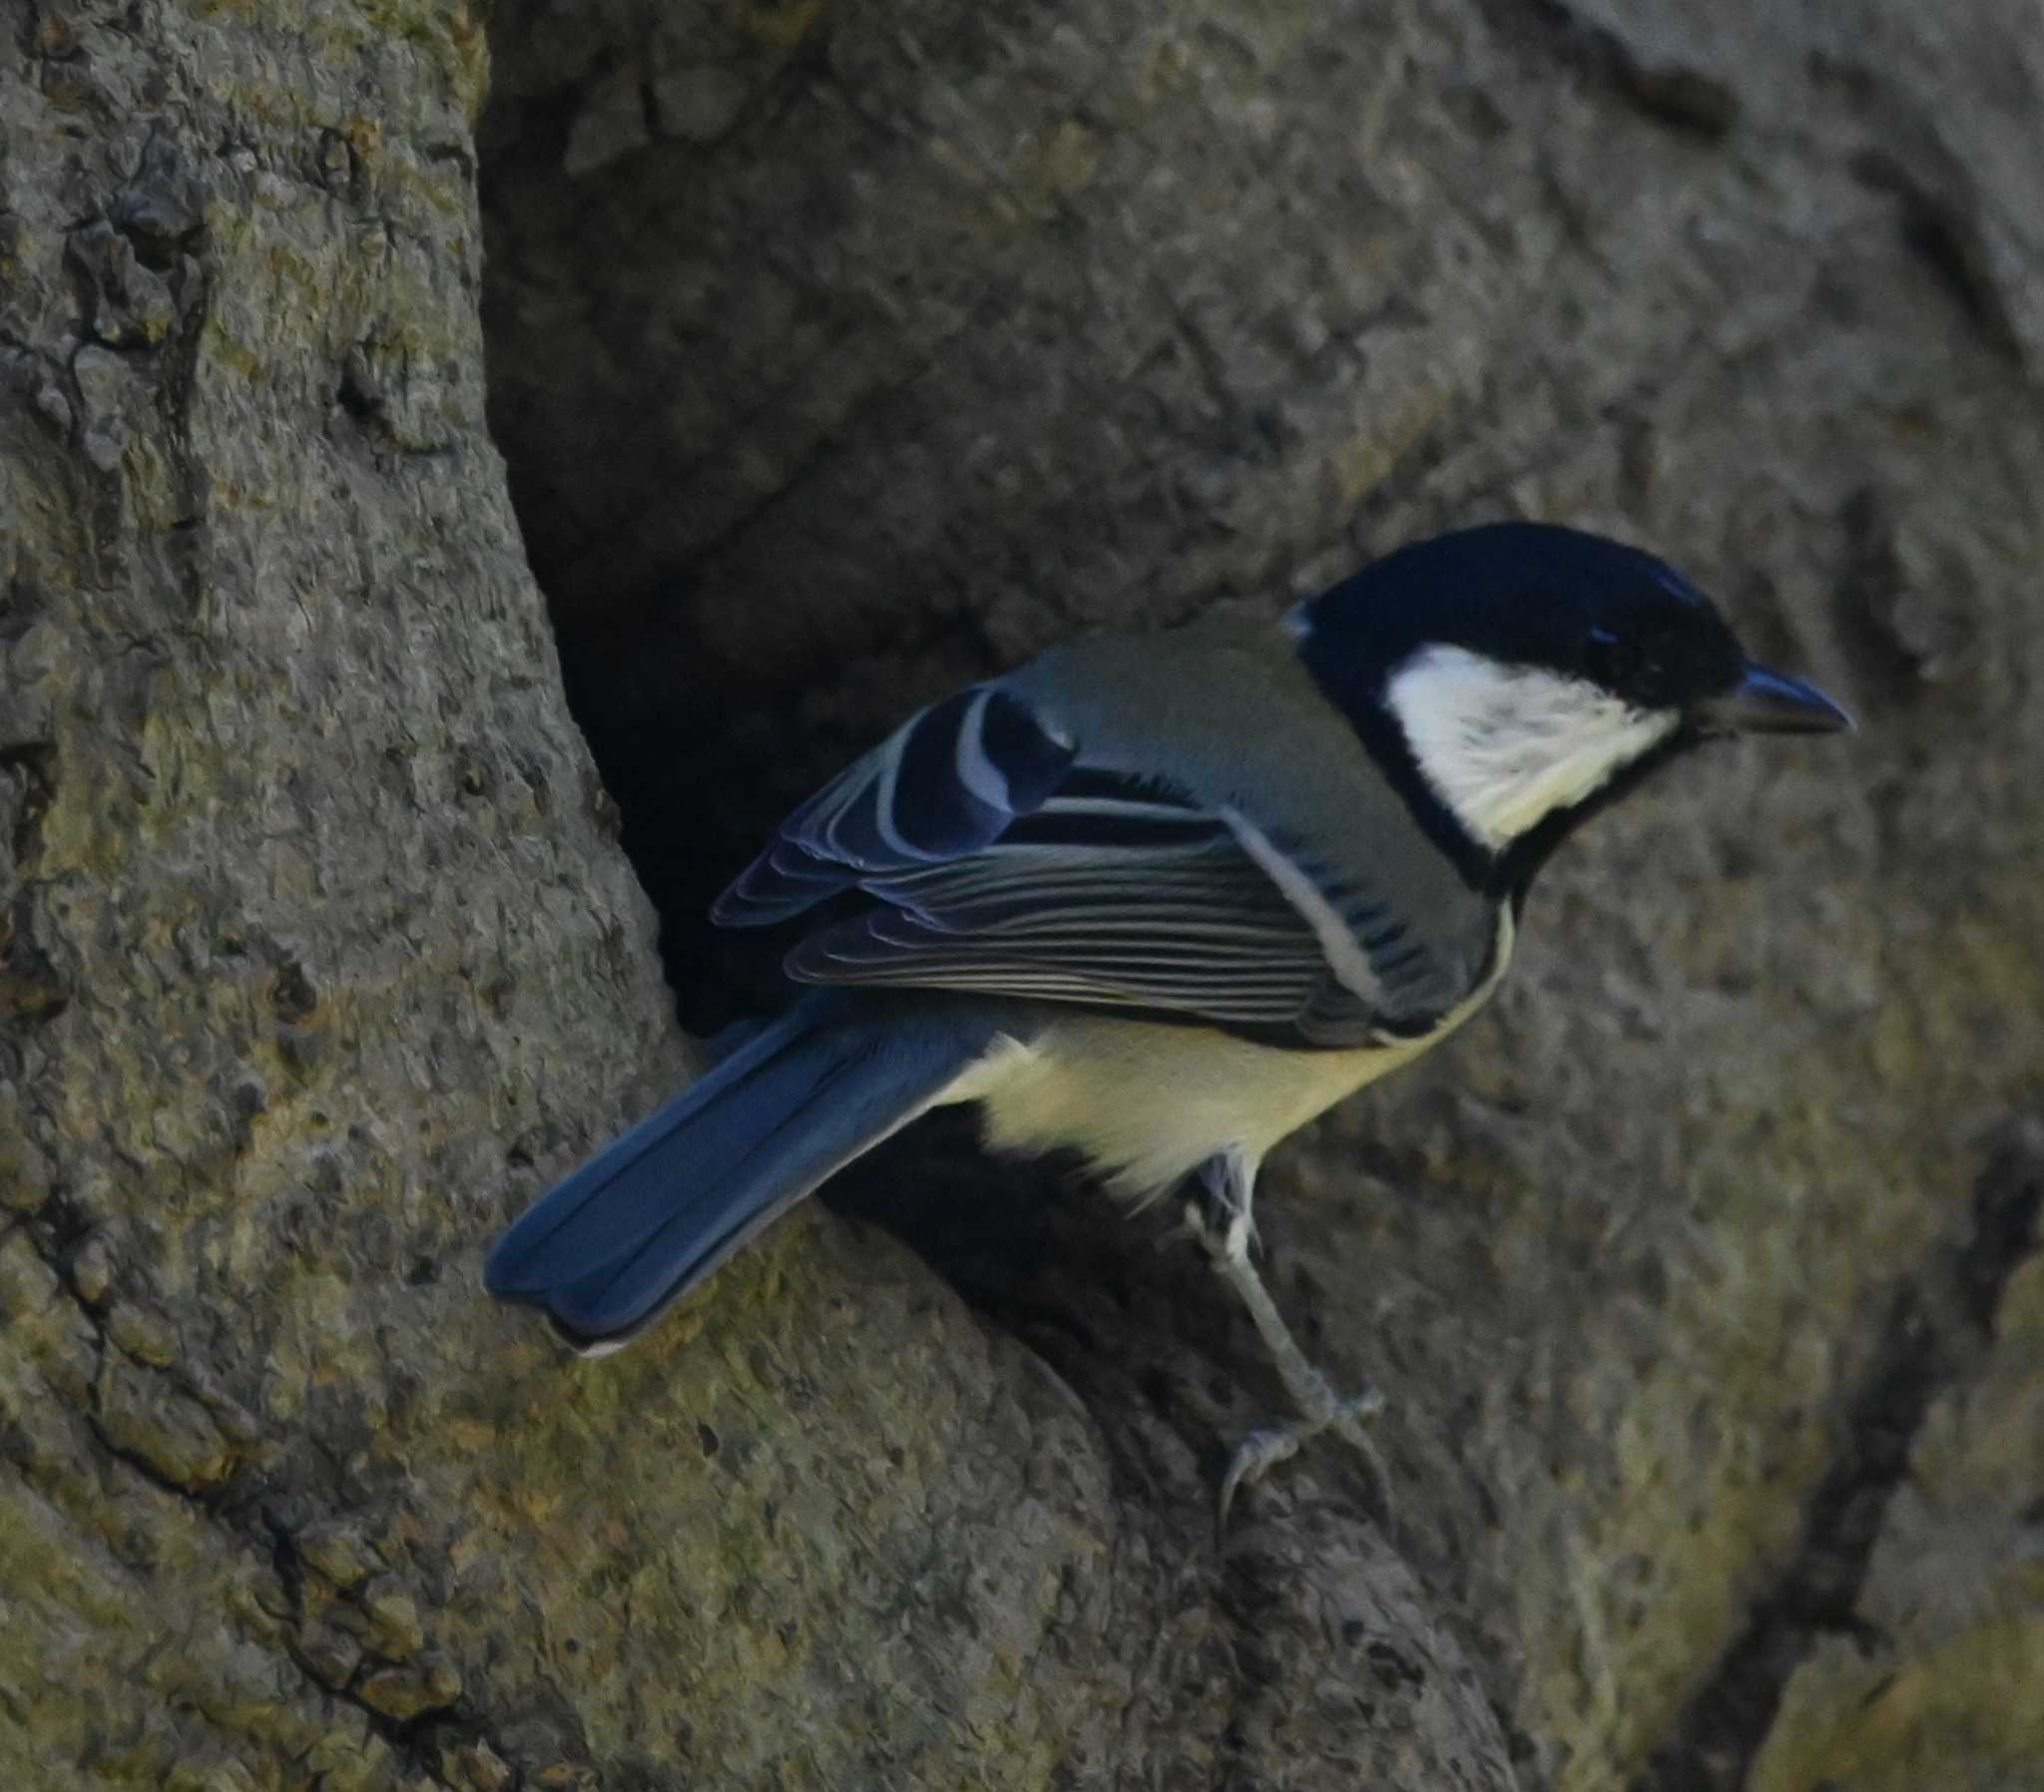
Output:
1292,522,1851,896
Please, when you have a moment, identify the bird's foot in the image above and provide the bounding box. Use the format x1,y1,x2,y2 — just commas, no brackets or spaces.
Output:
1217,1383,1388,1531
1181,1185,1394,1531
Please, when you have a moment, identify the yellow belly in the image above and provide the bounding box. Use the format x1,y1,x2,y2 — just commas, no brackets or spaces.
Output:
964,1018,1401,1193
941,908,1514,1196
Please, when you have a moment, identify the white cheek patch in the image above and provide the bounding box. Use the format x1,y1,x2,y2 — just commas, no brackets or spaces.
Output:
1385,645,1680,851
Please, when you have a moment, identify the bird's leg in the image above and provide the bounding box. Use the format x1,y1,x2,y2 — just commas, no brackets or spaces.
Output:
1185,1151,1392,1529
1184,1145,1260,1259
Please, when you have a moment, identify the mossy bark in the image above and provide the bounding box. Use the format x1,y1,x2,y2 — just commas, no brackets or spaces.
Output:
4,1,2042,1789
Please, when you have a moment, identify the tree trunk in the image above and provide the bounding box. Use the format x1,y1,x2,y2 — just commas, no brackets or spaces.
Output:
5,1,2042,1789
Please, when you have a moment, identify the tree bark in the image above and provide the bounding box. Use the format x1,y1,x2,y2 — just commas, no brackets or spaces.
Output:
4,1,2042,1789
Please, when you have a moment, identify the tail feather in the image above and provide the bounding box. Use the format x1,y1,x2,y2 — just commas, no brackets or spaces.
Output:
485,997,998,1349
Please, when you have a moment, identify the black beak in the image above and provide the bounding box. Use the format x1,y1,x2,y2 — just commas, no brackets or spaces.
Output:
1702,663,1855,735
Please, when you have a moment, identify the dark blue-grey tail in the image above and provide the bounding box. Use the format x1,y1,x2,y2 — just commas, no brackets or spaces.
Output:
485,996,999,1351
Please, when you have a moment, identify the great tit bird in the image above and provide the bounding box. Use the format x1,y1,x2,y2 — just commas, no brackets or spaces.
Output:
488,521,1850,1515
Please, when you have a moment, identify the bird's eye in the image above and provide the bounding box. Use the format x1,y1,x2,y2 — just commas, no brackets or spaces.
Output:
1582,625,1626,682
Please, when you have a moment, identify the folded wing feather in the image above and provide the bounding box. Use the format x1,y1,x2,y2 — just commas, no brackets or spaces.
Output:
715,680,1468,1047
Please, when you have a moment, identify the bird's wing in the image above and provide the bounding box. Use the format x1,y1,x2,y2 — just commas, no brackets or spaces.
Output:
713,684,1082,924
714,682,1472,1046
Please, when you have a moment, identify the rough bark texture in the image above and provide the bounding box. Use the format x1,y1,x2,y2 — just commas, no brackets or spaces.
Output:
3,1,2040,1790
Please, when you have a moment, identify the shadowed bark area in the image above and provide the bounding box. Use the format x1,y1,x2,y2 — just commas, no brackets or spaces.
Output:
2,1,2040,1789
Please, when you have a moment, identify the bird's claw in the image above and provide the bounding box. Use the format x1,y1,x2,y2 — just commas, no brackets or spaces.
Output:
1218,1426,1300,1530
1217,1387,1394,1533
